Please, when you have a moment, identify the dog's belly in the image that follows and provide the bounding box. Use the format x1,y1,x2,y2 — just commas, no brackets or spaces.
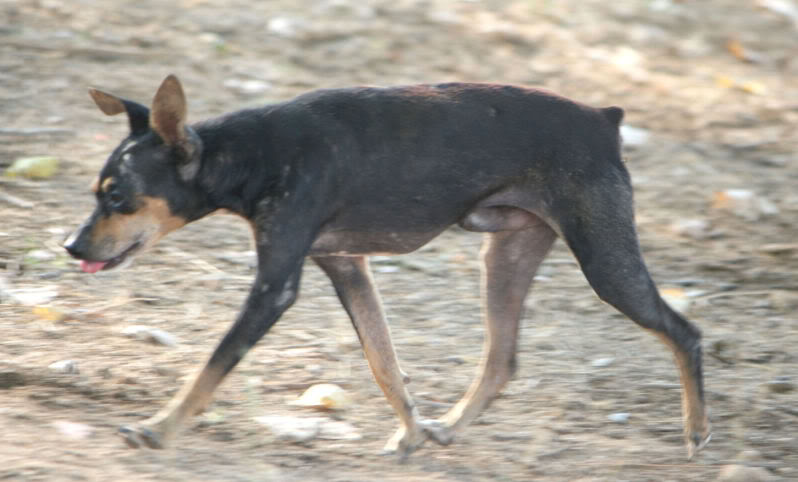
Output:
308,228,445,256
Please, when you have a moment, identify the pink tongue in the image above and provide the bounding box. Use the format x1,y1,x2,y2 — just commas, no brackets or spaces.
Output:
80,260,107,274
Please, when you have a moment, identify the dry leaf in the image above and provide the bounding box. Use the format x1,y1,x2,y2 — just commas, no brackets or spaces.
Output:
290,383,352,410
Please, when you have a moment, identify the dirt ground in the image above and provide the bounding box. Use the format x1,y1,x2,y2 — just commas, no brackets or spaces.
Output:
1,0,797,480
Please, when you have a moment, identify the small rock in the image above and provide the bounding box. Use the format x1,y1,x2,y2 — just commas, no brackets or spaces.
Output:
253,414,361,443
48,360,79,374
766,376,795,394
266,16,304,38
608,412,630,424
198,32,224,45
716,464,775,482
26,249,56,261
318,419,361,441
591,357,615,368
223,79,271,95
304,364,323,376
712,189,778,221
4,285,59,305
121,325,178,347
620,125,650,147
254,415,321,443
671,219,711,239
52,421,93,440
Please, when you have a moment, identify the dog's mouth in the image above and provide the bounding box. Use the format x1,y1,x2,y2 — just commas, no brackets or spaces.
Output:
80,242,141,273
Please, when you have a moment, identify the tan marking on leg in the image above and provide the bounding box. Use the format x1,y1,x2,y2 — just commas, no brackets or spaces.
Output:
441,227,556,434
123,361,227,447
315,256,424,456
651,331,710,454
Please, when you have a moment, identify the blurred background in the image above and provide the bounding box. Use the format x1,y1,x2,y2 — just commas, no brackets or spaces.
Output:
1,0,796,480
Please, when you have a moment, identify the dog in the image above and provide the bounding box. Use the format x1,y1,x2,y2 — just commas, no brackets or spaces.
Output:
64,75,711,459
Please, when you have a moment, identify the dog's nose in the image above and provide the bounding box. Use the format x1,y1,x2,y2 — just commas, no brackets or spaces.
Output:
63,233,84,259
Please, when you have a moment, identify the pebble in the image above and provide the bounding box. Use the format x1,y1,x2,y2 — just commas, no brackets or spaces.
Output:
591,357,615,368
671,218,711,239
253,415,361,443
26,249,56,261
121,325,178,347
266,16,304,38
52,421,93,440
3,285,59,305
712,189,779,221
223,79,272,95
48,360,79,374
620,125,650,147
607,412,630,424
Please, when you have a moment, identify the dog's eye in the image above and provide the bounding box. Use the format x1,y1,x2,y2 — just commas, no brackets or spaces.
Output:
108,191,125,208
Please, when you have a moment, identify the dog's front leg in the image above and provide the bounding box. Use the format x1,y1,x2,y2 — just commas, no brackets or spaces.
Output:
119,265,303,449
315,256,431,459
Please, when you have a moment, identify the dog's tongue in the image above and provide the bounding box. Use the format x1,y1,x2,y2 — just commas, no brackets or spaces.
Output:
80,260,107,274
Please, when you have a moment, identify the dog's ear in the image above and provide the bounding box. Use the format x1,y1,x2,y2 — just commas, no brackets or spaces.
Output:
150,75,203,181
150,74,188,147
89,88,150,134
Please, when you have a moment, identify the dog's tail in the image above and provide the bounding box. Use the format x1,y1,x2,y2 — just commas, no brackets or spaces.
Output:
600,106,625,127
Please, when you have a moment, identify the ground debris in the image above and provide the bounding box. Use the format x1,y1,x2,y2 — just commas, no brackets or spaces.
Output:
52,421,93,440
4,156,59,179
765,376,795,394
716,464,776,481
48,360,79,374
120,325,179,347
289,383,352,410
712,189,779,221
253,414,361,443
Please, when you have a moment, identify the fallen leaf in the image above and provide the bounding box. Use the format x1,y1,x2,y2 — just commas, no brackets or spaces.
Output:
5,156,59,179
290,383,352,410
33,306,66,322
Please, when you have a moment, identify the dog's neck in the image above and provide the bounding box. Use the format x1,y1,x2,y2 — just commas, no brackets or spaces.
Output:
192,108,294,220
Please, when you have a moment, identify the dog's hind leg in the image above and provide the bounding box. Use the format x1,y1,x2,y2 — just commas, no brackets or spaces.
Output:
429,219,556,444
314,255,427,459
551,168,711,459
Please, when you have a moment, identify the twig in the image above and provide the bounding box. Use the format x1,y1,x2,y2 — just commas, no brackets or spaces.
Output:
3,41,170,60
695,290,777,302
0,191,34,208
0,127,74,137
65,297,160,321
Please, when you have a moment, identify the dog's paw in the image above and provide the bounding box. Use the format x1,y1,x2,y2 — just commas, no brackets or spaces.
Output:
382,425,428,461
118,424,164,449
419,419,454,446
686,431,711,460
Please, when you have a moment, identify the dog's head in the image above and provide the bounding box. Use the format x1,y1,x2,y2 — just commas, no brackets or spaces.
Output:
64,75,206,273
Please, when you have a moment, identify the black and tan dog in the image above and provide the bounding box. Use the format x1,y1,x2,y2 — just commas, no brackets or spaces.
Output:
64,75,711,459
